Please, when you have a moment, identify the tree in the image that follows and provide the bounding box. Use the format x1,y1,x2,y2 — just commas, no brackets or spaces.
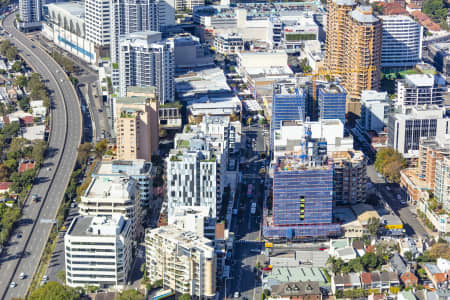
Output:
427,243,450,260
374,148,407,183
117,290,145,300
361,252,378,270
367,217,380,237
348,257,364,273
422,0,447,25
0,40,11,56
57,270,66,283
5,47,17,61
1,123,20,139
0,164,9,181
77,142,92,167
29,281,81,300
404,251,413,262
179,294,191,300
32,140,47,164
18,95,30,111
94,139,108,158
14,75,28,88
11,60,22,72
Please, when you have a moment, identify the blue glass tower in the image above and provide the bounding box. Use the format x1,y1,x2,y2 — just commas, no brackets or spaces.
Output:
318,83,346,125
271,84,306,147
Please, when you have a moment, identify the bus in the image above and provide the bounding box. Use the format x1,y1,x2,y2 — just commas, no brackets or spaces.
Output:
247,184,253,199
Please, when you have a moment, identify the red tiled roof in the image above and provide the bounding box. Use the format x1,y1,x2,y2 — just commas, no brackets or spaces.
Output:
21,116,34,124
0,182,12,191
19,161,35,173
410,11,441,31
361,272,372,284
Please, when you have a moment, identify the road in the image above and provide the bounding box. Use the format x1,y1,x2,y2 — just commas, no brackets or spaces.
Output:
366,165,428,238
0,13,81,299
224,123,266,300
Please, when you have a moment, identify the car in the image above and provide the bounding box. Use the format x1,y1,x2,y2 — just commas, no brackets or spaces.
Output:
234,292,240,298
9,282,17,288
98,108,103,112
60,79,64,83
16,233,22,239
31,45,35,48
47,167,51,171
42,275,49,281
19,272,25,279
32,194,39,202
319,247,327,251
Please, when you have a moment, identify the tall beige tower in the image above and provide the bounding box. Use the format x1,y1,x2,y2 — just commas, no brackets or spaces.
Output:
325,0,382,116
115,86,159,161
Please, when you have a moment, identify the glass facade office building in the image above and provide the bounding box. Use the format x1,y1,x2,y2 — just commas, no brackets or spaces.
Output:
318,83,346,125
271,86,306,147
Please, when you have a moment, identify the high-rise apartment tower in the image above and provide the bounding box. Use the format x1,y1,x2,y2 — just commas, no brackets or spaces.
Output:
325,0,382,115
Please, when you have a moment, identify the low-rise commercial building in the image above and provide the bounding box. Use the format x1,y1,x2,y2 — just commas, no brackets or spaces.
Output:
65,215,132,290
214,32,244,55
145,225,216,299
360,90,391,133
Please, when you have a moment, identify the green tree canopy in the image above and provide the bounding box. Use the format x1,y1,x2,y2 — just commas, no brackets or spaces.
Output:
28,281,81,300
422,0,448,27
179,294,192,300
5,47,17,61
117,290,145,300
11,60,22,72
374,148,407,183
14,75,28,88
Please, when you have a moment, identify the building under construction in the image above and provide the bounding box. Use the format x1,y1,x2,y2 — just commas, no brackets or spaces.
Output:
325,0,382,116
264,136,341,240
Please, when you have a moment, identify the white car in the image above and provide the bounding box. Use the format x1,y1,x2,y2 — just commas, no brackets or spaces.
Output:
9,282,17,288
19,272,25,279
234,292,240,298
42,275,49,281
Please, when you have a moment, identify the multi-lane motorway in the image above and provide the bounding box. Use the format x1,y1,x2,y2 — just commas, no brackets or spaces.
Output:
0,12,81,299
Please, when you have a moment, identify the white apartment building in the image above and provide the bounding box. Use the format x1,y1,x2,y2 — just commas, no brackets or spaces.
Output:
397,74,445,108
214,33,244,55
85,0,111,47
65,215,132,290
360,90,391,132
95,159,153,208
388,106,449,157
281,15,319,54
170,206,216,239
145,225,216,299
19,0,43,30
166,143,220,220
119,31,174,104
111,0,159,63
380,15,423,68
166,116,239,221
175,0,204,11
79,175,142,238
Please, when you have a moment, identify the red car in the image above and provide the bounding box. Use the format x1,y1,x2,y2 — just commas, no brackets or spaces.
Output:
319,247,327,251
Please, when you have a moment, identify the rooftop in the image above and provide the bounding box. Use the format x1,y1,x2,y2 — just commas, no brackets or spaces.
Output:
67,215,127,237
147,225,214,256
46,2,85,19
263,267,327,285
116,96,150,105
349,6,379,23
96,159,152,177
361,90,389,102
84,176,135,200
